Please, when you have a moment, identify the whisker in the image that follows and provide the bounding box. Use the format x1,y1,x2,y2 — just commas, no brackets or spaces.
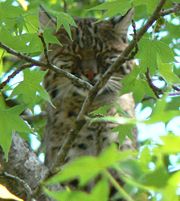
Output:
110,76,122,81
109,80,121,89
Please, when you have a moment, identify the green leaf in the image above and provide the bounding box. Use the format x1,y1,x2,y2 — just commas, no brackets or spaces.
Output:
44,178,109,201
44,188,92,201
0,93,7,109
46,156,99,186
146,96,179,124
24,9,39,33
0,105,31,160
55,12,76,40
162,184,179,201
0,29,43,54
166,23,180,39
133,0,158,14
10,69,52,107
88,0,131,18
43,28,60,45
90,105,111,116
113,124,134,145
45,145,134,186
158,61,179,84
91,178,109,201
140,167,170,188
0,2,25,34
92,116,136,125
166,96,180,111
137,38,174,73
121,69,155,103
158,136,180,154
119,159,144,180
98,144,135,168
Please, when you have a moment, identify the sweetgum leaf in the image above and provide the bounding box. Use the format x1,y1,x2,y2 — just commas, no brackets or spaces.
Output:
158,136,180,154
0,105,31,160
44,178,109,201
43,28,60,45
90,105,111,116
55,12,77,40
140,167,170,188
0,29,43,54
158,61,179,84
91,178,109,201
46,156,100,186
88,0,131,18
121,69,155,103
113,124,134,145
10,69,52,107
133,0,158,14
44,188,92,201
146,96,179,124
137,38,174,74
45,145,134,186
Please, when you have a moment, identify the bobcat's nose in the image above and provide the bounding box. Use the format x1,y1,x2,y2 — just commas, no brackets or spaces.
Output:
85,70,96,81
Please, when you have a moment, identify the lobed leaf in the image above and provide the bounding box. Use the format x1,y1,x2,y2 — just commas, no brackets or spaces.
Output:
0,105,31,160
10,69,52,108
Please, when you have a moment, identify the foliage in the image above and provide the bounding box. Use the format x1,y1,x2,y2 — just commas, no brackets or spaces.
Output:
0,0,179,201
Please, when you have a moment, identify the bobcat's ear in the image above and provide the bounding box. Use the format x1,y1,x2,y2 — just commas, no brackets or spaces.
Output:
111,8,134,36
39,5,56,30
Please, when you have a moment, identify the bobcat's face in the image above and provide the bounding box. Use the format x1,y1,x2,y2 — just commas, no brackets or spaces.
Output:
40,9,134,98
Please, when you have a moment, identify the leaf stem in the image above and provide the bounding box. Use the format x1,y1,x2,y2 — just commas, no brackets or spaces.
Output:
103,170,135,201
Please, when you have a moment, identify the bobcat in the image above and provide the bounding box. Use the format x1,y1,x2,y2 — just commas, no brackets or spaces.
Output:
39,8,135,172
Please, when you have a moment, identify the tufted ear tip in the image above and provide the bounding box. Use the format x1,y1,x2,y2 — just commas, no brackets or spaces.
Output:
39,5,56,30
112,8,135,36
127,8,135,18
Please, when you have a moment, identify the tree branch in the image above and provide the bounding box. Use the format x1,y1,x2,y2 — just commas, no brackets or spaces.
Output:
172,84,180,92
145,68,160,99
0,134,49,201
160,3,180,16
0,42,93,90
128,20,138,60
0,63,33,90
0,172,32,201
38,32,50,64
169,92,180,96
63,0,68,12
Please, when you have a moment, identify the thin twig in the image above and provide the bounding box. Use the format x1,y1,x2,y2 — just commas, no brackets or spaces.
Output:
160,3,180,16
172,85,180,91
1,172,32,201
128,19,139,60
0,63,33,90
0,42,92,90
169,92,180,96
145,68,160,98
21,112,47,122
63,0,68,12
38,32,50,64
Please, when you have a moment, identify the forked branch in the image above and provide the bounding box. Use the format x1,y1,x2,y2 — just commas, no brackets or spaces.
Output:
0,42,92,90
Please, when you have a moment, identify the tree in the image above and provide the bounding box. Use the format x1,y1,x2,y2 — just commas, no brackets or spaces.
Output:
0,0,179,201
